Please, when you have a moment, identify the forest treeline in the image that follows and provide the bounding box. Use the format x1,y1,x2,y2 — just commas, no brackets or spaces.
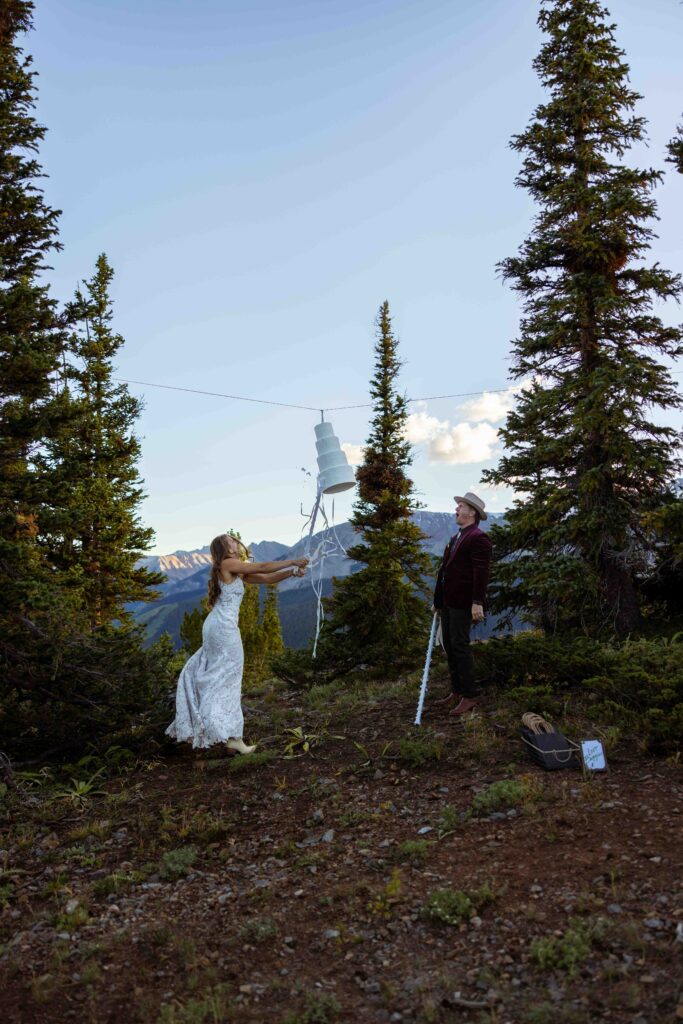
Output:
1,0,682,761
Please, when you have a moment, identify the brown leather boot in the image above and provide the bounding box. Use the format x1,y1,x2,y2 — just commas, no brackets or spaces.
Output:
433,692,461,706
450,697,480,717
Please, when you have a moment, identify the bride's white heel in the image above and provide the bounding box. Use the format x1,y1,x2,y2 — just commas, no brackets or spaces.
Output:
226,738,256,755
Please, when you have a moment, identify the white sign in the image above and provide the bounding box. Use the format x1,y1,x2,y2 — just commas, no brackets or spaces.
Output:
581,739,607,772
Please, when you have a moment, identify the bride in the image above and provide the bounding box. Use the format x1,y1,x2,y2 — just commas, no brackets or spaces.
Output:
166,533,308,754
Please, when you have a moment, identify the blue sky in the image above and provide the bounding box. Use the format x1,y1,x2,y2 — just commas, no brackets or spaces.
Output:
29,0,683,552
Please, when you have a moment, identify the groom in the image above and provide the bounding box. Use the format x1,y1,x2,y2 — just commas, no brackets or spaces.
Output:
433,491,493,716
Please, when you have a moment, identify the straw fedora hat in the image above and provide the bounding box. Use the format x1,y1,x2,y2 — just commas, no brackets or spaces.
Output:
453,491,487,521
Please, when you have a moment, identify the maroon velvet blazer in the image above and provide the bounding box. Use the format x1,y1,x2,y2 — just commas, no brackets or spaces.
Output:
433,525,493,611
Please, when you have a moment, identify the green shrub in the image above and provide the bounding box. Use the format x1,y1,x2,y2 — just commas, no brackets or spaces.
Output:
271,648,319,689
0,622,180,760
157,984,231,1024
238,916,278,944
474,632,683,753
227,750,277,774
93,871,144,898
438,804,467,836
394,839,432,865
282,992,341,1024
158,845,198,882
397,734,443,768
531,918,606,977
422,883,495,926
473,779,527,813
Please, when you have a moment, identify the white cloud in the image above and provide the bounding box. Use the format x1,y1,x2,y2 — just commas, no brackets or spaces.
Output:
403,409,446,444
341,442,365,465
458,390,515,424
457,379,533,424
428,422,499,464
342,384,532,470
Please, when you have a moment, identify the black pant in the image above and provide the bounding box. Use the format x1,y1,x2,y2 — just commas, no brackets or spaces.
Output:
440,606,478,699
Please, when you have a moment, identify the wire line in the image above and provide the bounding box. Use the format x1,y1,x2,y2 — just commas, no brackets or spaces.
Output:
114,378,321,411
114,377,516,412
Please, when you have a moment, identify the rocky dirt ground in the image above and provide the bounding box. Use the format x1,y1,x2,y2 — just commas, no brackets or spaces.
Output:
1,674,681,1024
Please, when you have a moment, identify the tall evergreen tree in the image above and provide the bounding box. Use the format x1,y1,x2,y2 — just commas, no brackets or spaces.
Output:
180,603,206,655
667,119,683,174
0,8,177,757
483,0,683,636
0,0,79,705
0,1,66,620
42,254,162,626
321,302,432,674
261,585,284,663
239,581,263,685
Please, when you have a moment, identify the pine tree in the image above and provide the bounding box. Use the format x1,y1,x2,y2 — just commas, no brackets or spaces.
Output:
483,0,683,637
180,603,206,655
321,302,432,674
42,255,162,626
0,2,66,617
239,582,264,685
667,120,683,174
0,7,177,756
261,585,284,663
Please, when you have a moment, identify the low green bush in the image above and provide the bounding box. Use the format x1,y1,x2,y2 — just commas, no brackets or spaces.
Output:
397,734,443,768
531,917,607,977
158,845,198,882
474,632,683,753
422,882,495,926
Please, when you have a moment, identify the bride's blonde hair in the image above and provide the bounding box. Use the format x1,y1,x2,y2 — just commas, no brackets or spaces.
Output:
207,533,248,608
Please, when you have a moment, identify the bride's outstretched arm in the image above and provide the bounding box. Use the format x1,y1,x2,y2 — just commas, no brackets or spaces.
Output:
222,556,308,576
243,566,306,585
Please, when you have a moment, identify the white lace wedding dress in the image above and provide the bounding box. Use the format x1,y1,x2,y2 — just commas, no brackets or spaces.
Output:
166,576,245,748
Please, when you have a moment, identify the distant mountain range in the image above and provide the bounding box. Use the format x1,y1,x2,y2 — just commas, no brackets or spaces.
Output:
131,511,507,649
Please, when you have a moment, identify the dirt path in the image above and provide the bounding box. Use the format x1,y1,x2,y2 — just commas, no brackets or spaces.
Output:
1,684,681,1024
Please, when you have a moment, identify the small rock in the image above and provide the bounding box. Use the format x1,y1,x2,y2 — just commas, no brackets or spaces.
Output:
644,919,663,930
417,826,433,835
65,899,80,915
608,904,623,914
530,884,543,894
323,929,340,939
321,830,335,843
470,916,483,929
